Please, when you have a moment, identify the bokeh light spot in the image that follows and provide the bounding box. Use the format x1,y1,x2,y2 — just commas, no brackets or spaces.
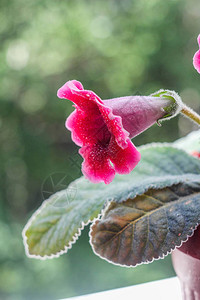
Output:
19,89,47,114
6,40,29,70
90,16,113,39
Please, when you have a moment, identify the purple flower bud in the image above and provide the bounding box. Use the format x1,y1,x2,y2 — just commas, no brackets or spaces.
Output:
103,95,172,138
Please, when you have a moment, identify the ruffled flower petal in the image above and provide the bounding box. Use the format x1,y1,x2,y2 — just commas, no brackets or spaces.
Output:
109,138,141,174
66,107,105,146
57,80,141,184
79,144,115,184
58,80,129,149
79,136,141,184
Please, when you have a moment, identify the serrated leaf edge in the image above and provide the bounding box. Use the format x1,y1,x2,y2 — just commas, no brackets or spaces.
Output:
89,185,200,268
89,144,200,266
108,173,200,205
22,142,200,260
22,192,103,260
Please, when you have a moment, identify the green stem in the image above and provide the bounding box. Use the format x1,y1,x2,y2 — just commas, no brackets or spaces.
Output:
181,104,200,126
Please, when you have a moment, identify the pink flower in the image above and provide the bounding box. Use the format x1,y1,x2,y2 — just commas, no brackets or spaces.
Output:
193,34,200,74
57,80,173,184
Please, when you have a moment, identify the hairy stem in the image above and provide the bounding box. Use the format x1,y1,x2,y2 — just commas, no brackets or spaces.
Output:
181,105,200,126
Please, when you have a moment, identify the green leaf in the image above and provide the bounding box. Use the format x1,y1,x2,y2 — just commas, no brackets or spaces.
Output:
23,145,200,259
23,179,105,258
90,181,200,267
174,129,200,153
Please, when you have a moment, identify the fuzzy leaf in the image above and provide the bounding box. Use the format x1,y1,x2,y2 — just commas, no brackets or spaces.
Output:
90,181,200,267
23,145,200,259
174,129,200,153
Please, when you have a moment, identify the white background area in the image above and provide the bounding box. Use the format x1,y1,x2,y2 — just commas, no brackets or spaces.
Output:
63,277,182,300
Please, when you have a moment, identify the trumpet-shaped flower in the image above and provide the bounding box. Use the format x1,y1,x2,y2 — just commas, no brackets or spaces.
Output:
57,80,176,184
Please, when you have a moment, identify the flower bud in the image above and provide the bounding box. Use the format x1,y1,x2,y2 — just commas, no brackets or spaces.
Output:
103,94,175,138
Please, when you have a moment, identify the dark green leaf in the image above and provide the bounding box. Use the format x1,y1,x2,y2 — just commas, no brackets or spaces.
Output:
90,181,200,267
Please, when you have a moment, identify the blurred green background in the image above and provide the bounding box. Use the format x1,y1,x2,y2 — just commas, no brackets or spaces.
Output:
0,0,200,299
